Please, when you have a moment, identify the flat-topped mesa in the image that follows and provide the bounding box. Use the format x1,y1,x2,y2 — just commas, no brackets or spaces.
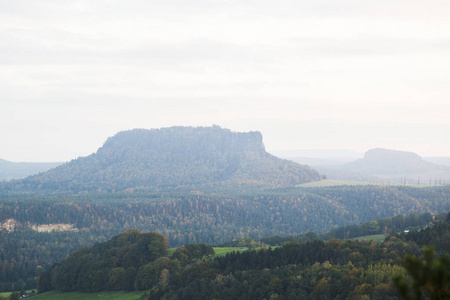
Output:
364,148,422,162
9,126,321,193
345,148,443,175
97,126,266,161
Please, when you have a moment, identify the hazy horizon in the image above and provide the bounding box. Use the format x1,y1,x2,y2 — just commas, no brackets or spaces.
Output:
2,1,449,161
3,130,450,164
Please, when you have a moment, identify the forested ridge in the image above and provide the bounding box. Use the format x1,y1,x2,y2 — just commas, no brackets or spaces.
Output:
1,185,449,293
37,230,215,293
38,230,171,293
0,126,320,193
2,186,449,243
35,216,450,299
259,211,445,246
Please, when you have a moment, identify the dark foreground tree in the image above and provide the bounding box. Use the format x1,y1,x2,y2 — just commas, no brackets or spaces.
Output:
393,246,450,299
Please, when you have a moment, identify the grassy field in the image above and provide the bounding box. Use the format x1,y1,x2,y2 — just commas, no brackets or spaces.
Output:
354,234,387,242
0,291,12,298
213,247,245,256
298,179,443,188
30,291,143,300
168,246,244,257
297,180,376,187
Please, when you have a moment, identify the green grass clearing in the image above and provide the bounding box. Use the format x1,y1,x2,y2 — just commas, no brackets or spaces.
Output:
298,179,444,188
297,180,377,187
30,290,143,300
168,246,244,257
354,234,387,242
213,247,246,256
0,292,12,298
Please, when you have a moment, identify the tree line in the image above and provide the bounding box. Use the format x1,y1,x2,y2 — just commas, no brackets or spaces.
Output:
0,185,449,292
36,214,450,299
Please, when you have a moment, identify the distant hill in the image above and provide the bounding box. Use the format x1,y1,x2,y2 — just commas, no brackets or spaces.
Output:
336,148,450,184
0,159,62,181
343,148,444,174
5,126,321,193
279,148,450,184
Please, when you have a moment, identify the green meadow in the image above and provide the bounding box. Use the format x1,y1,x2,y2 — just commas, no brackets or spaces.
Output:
30,291,143,300
354,234,387,242
213,247,246,256
0,292,12,299
297,180,376,187
167,246,243,257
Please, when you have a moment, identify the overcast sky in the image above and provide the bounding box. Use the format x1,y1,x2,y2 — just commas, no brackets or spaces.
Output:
1,0,450,162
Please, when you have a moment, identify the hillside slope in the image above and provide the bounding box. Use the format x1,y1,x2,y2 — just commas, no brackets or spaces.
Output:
6,126,321,193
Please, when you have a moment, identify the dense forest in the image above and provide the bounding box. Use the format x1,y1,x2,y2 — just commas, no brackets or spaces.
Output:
35,216,450,299
37,230,171,292
2,186,449,245
258,211,447,246
37,230,216,294
143,215,450,299
1,185,449,292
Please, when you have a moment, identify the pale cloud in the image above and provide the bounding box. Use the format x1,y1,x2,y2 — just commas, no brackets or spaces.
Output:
1,0,450,161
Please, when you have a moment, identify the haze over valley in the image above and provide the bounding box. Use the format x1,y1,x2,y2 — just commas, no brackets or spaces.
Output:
277,148,450,185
